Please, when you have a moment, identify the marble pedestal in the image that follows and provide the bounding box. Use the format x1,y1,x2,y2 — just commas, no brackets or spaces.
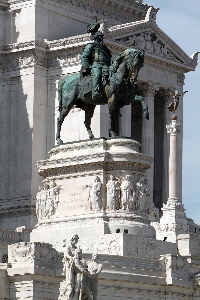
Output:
31,138,156,247
6,138,200,299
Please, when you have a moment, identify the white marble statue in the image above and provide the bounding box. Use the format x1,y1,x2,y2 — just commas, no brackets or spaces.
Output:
87,176,102,211
86,254,103,300
60,235,103,300
135,176,150,214
61,234,87,300
121,175,136,211
106,175,120,210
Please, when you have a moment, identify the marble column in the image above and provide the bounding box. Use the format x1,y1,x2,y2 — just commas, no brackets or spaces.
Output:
140,82,159,200
119,105,132,137
155,114,188,243
166,115,181,199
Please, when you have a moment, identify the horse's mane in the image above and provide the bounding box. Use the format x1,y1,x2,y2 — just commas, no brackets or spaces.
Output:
110,49,141,74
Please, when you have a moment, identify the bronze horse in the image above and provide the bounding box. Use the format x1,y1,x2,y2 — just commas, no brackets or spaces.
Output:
56,48,149,144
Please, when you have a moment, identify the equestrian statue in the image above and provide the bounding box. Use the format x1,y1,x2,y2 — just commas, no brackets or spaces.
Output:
56,22,149,145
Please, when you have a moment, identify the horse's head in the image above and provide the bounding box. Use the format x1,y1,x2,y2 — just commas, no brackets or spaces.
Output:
110,49,144,84
125,49,144,83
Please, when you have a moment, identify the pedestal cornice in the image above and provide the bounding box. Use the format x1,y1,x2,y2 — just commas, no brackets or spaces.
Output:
36,138,153,177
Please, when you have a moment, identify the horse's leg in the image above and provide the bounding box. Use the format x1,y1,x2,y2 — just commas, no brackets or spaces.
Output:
56,106,72,145
131,95,149,120
108,95,117,137
83,104,96,139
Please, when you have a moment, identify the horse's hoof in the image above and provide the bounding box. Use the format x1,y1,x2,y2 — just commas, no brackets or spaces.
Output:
56,138,63,145
88,131,95,139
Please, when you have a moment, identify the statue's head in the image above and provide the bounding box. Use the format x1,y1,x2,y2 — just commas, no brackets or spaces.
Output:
50,180,56,187
93,31,104,44
70,234,79,245
94,175,100,182
110,174,114,180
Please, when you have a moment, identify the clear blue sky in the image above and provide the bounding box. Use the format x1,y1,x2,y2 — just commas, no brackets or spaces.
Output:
143,0,200,224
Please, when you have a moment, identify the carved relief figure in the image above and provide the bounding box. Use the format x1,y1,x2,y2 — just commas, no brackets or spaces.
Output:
121,175,136,211
87,176,102,211
136,33,145,50
36,182,49,219
125,35,136,47
161,44,168,57
135,176,150,213
153,35,161,55
36,181,61,219
106,175,120,210
145,31,153,53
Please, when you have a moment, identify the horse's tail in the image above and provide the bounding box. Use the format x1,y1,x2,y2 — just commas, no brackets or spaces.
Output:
58,75,68,112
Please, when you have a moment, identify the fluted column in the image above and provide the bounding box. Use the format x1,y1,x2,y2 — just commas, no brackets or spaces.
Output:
140,82,159,198
119,105,132,137
166,116,181,199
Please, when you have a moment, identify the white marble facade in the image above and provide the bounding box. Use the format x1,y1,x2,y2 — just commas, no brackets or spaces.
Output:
0,0,200,299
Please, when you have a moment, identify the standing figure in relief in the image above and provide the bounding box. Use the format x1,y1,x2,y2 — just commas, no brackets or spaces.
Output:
121,175,136,211
153,35,161,55
126,35,136,46
41,182,49,218
136,33,145,50
145,31,153,53
161,44,168,57
48,180,61,216
36,186,43,219
88,176,102,211
106,175,120,210
135,176,150,213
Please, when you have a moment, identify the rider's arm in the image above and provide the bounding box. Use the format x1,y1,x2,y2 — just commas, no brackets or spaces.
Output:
81,43,93,72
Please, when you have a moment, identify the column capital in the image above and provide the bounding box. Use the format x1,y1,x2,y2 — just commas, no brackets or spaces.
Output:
137,82,160,97
177,73,185,86
166,119,181,134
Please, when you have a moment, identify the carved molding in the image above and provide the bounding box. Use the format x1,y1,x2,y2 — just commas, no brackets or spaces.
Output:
162,198,186,216
0,49,47,70
8,241,60,268
49,138,141,156
37,161,151,178
154,222,189,235
36,139,152,177
0,40,46,52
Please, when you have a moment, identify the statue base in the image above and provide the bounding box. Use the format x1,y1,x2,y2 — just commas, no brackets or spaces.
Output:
31,138,156,246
